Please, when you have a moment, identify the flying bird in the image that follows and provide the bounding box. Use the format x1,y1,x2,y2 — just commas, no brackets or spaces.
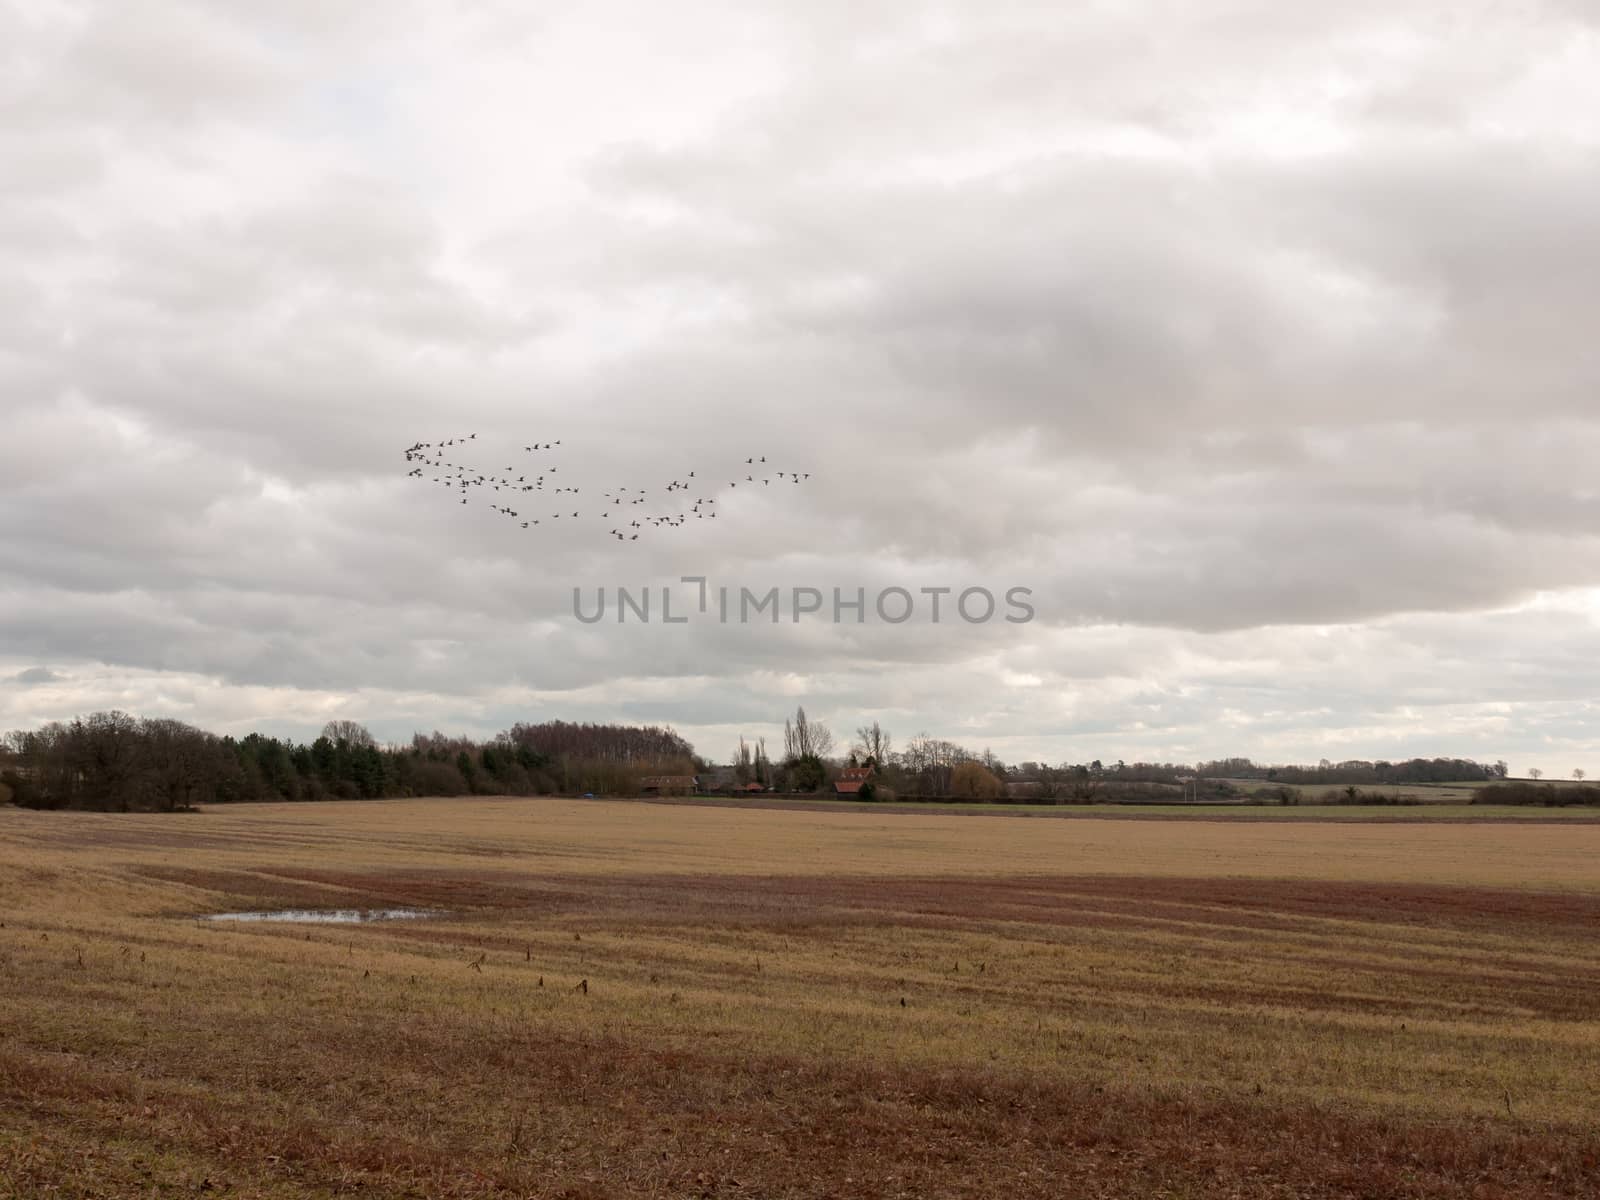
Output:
408,436,809,544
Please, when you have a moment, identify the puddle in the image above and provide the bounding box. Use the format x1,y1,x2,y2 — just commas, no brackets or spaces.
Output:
199,907,444,924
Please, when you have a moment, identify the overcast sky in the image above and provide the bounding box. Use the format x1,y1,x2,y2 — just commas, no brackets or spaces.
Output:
4,1,1599,774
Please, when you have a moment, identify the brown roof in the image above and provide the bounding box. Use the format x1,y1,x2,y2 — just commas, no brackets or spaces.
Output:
834,780,865,794
837,767,873,781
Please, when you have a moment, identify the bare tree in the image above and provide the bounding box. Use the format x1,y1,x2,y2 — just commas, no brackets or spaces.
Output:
901,733,974,796
141,717,220,811
74,710,142,811
783,706,833,762
1528,767,1543,780
321,719,376,749
1575,768,1587,782
854,721,892,767
323,719,376,749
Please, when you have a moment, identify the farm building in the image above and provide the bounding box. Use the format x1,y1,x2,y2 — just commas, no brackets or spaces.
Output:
834,766,873,797
701,766,737,792
698,768,768,794
639,775,699,795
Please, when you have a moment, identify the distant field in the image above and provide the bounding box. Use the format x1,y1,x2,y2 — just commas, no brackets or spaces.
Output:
664,793,1600,821
1217,777,1600,805
3,796,1599,1197
1217,778,1488,804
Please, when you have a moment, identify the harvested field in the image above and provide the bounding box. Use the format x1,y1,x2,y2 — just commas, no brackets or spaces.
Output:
3,796,1600,1197
625,794,1600,822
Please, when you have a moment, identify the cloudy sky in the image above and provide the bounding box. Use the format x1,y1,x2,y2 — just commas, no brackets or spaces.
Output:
4,1,1599,774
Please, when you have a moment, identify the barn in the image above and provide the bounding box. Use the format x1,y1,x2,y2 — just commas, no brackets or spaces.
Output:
834,766,873,797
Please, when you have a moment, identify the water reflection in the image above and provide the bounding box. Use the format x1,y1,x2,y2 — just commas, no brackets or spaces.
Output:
200,908,442,924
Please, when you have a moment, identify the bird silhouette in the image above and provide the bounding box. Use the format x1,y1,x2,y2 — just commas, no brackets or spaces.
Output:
408,436,809,544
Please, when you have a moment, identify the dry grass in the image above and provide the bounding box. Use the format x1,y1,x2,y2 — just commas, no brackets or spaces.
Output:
3,796,1600,1198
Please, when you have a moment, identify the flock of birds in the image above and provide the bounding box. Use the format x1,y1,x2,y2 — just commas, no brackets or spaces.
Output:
403,434,813,542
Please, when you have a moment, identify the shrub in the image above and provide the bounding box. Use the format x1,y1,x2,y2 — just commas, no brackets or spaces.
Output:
950,762,1005,799
409,760,469,797
787,754,827,792
1314,789,1421,806
0,774,28,812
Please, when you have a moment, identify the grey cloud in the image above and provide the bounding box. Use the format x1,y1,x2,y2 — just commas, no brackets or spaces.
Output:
2,1,1598,771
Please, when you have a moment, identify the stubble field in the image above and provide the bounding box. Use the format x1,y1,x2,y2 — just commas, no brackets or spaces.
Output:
3,796,1599,1198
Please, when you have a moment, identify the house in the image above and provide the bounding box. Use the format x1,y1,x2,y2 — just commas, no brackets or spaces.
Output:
698,768,770,794
640,775,699,795
834,766,873,797
701,766,738,793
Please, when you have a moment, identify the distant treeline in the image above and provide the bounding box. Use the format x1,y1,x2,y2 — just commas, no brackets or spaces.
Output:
0,709,1538,813
1185,757,1510,785
1472,782,1600,807
0,712,695,812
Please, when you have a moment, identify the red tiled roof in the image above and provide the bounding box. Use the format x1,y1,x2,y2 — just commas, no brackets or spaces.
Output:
834,780,865,794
